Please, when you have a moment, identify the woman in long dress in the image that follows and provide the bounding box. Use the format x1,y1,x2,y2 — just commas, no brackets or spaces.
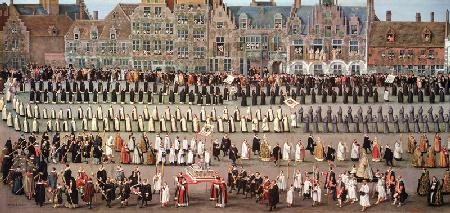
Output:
240,116,247,132
153,172,162,194
125,114,132,132
375,176,386,204
241,140,250,160
347,176,358,203
293,170,303,192
286,184,294,207
312,181,321,206
105,136,114,161
351,141,360,161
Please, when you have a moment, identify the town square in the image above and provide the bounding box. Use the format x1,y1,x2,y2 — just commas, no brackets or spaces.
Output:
0,0,449,212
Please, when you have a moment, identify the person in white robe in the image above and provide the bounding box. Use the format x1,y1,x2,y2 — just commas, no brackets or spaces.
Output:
290,113,297,128
204,150,211,167
71,118,76,132
176,106,181,120
197,140,205,158
125,114,132,132
32,118,39,133
170,115,177,132
26,104,32,118
169,146,176,164
200,107,206,122
57,109,63,120
393,140,403,161
192,116,200,133
19,103,24,116
210,107,217,121
351,141,360,161
50,108,56,119
303,178,312,198
153,172,162,194
13,114,20,131
97,106,103,120
23,117,29,133
347,176,358,203
114,116,120,131
160,182,170,207
103,117,110,131
286,184,294,207
148,117,155,132
293,170,303,192
6,111,12,127
277,171,286,191
295,141,304,162
180,116,187,132
163,135,171,152
240,116,247,132
62,120,68,132
241,140,250,160
217,116,224,133
337,141,346,161
34,105,40,118
2,106,7,120
119,106,125,120
138,115,144,132
230,116,236,132
282,115,290,132
283,142,291,161
143,106,150,120
132,107,138,121
81,117,88,131
222,107,229,120
42,108,48,119
251,117,259,132
187,149,194,165
359,181,370,211
132,143,141,164
46,119,52,131
245,107,252,121
182,138,189,151
178,149,186,165
91,115,98,132
190,138,197,154
256,108,262,121
375,176,386,204
273,116,281,133
105,136,114,161
312,182,322,206
276,107,283,120
165,107,171,121
186,107,192,121
54,119,60,132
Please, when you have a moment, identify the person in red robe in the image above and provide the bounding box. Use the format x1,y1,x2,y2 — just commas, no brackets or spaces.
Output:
372,140,381,162
115,133,123,152
210,178,220,201
83,178,95,209
177,180,189,207
121,145,130,164
216,178,228,208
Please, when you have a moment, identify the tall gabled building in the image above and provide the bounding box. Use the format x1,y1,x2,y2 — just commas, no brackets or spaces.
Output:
1,0,90,69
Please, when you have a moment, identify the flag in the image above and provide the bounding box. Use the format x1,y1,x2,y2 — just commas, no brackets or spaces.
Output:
284,98,299,109
199,124,214,137
223,75,235,84
385,74,396,84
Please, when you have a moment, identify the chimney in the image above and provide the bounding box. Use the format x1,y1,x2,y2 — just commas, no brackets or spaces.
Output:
294,0,301,9
430,12,434,22
74,12,78,20
9,0,13,5
386,10,391,21
446,10,448,37
79,1,85,19
416,12,421,22
93,11,98,20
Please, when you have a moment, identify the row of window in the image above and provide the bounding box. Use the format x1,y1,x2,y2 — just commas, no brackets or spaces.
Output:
292,64,361,74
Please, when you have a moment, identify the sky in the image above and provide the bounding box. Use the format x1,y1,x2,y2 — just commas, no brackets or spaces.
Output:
3,0,449,21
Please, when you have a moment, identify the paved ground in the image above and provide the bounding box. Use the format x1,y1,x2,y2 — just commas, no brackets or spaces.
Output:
1,91,450,212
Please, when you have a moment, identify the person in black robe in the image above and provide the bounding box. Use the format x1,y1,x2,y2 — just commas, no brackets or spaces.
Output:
67,177,79,207
102,89,108,103
352,88,358,104
196,92,203,105
251,91,257,105
188,90,195,104
241,91,247,106
144,81,149,93
120,89,126,104
363,135,372,153
373,88,378,103
418,90,424,102
146,90,152,104
306,135,315,154
269,181,279,211
221,135,231,157
130,89,135,104
159,89,164,104
35,174,46,206
110,89,117,103
252,134,260,155
76,89,82,103
104,179,116,208
311,90,316,104
229,145,239,165
260,91,266,105
322,90,327,103
384,145,394,166
270,92,276,105
125,81,130,93
398,89,403,103
205,93,211,105
439,89,445,102
39,80,44,91
279,94,285,105
138,179,152,207
44,89,48,103
51,90,57,103
138,89,144,103
92,89,98,103
332,89,337,103
35,89,41,103
408,90,413,103
300,90,306,104
30,89,36,103
1,154,12,184
326,146,336,162
429,91,435,104
71,141,81,163
213,140,221,161
343,88,349,104
272,144,281,166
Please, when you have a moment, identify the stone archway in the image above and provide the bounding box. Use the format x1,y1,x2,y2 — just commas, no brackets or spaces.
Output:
329,60,348,75
272,61,282,74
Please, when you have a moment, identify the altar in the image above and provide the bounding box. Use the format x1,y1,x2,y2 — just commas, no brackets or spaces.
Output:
182,164,219,184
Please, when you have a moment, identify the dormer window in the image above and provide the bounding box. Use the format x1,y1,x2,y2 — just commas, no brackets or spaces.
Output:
110,28,117,40
143,7,151,17
91,27,98,39
48,25,58,36
239,13,248,29
386,28,395,42
423,28,432,42
350,25,358,34
74,27,80,40
155,7,162,16
274,13,282,29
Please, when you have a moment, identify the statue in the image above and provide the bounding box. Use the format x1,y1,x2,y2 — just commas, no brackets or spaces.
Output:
260,135,271,162
320,49,326,61
309,48,314,60
314,49,320,60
